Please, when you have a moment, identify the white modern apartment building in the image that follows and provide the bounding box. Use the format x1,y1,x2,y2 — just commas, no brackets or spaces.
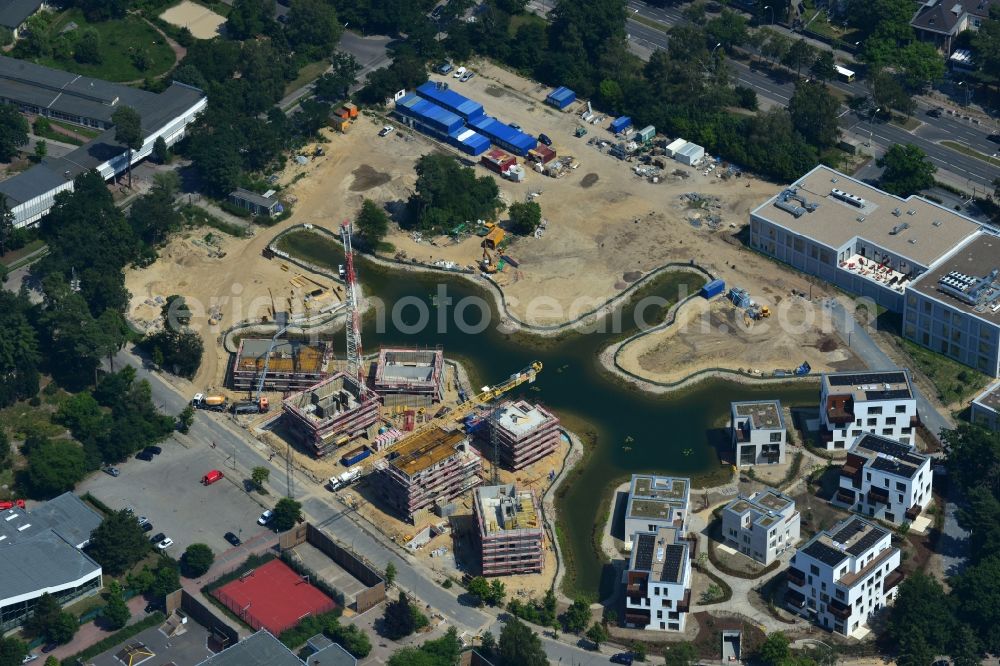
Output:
819,371,918,450
623,474,689,549
623,526,692,632
731,400,786,467
785,516,903,636
834,433,932,525
721,488,800,565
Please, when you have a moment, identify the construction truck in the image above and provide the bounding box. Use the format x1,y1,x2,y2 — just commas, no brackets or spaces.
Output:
575,126,588,137
231,396,270,415
328,466,362,491
192,393,227,412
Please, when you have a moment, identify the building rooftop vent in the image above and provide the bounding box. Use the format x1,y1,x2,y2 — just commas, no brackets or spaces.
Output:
908,239,917,244
892,208,902,217
831,188,867,208
933,220,943,227
907,209,916,215
856,216,865,222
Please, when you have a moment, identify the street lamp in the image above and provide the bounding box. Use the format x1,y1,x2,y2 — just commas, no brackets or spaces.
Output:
764,4,774,24
865,107,880,147
957,81,971,106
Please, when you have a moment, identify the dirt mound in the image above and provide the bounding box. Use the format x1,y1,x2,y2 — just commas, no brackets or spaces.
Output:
484,85,506,98
623,271,643,283
580,173,599,188
349,164,392,192
817,336,839,352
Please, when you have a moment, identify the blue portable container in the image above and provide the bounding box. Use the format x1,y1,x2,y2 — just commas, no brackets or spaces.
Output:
610,116,632,133
416,81,485,121
545,86,576,109
700,279,726,299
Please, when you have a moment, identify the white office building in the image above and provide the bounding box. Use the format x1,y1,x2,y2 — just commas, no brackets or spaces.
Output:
785,516,903,636
834,433,932,525
623,526,691,632
731,400,786,467
720,488,800,565
819,371,917,450
972,380,1000,432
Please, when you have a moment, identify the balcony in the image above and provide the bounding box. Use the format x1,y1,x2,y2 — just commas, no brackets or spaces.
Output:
785,588,806,609
624,610,650,627
826,408,854,425
786,567,805,587
677,589,691,613
829,598,852,620
883,570,904,593
836,488,857,505
910,414,920,427
905,504,922,521
867,486,890,504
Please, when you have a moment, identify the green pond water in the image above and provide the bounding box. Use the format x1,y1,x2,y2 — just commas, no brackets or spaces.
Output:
278,230,818,599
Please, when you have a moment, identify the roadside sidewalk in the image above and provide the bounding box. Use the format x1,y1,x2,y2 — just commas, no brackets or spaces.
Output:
42,595,151,662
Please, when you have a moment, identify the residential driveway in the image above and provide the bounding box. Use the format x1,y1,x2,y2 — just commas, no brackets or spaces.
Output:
77,437,273,557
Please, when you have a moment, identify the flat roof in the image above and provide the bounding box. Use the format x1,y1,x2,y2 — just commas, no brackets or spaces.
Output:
196,630,302,666
973,380,1000,415
230,188,278,208
0,529,102,602
800,516,888,567
632,527,688,583
389,426,468,477
851,433,928,479
0,491,101,548
822,370,914,402
475,484,541,534
732,400,784,430
751,165,981,268
0,1,43,30
724,488,796,529
627,475,689,522
908,233,1000,325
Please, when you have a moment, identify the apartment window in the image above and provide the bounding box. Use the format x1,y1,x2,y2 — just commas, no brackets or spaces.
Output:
657,610,663,619
884,479,889,487
882,429,893,436
898,494,903,502
851,430,862,436
866,472,871,481
895,481,905,491
810,564,820,575
835,589,845,600
895,405,906,413
770,432,782,442
867,418,877,426
886,417,896,425
870,406,882,415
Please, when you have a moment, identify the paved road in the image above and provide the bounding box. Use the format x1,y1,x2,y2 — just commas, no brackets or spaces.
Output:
620,2,1000,190
278,31,393,111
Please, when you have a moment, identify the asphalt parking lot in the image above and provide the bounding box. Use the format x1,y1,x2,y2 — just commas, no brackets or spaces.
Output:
77,436,273,557
89,617,213,666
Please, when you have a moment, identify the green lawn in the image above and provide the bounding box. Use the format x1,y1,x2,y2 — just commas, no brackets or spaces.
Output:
804,11,862,47
897,337,993,406
283,59,332,98
508,12,547,37
49,118,102,139
31,9,177,82
0,239,45,269
33,123,84,146
0,401,64,439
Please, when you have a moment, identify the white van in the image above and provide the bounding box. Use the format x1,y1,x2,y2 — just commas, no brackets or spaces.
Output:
453,66,467,79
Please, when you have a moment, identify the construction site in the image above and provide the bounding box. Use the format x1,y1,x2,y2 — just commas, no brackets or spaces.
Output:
476,399,561,470
230,338,333,392
281,371,381,457
473,484,545,576
371,347,446,408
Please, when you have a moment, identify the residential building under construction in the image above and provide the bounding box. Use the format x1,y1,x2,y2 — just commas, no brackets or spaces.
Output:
231,339,332,392
372,348,445,408
473,484,544,576
377,426,482,522
282,372,379,456
481,400,560,470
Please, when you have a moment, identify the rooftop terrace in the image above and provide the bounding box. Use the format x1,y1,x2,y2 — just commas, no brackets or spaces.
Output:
724,489,795,529
752,165,980,268
627,475,689,521
974,380,1000,414
632,527,688,583
476,484,540,534
801,516,888,567
495,400,554,437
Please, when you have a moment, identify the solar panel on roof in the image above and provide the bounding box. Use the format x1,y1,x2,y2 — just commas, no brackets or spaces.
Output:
864,389,912,400
847,526,886,556
803,540,847,567
828,372,907,386
662,544,685,583
831,518,865,544
634,533,655,571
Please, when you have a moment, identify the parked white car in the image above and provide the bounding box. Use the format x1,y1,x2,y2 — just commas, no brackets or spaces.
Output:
155,537,174,550
453,66,467,78
258,509,274,525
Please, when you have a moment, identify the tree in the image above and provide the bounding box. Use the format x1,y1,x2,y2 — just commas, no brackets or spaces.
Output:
782,39,816,78
44,658,58,666
810,50,837,81
0,636,28,666
102,581,131,630
951,555,1000,653
0,291,40,407
272,497,302,531
356,199,390,248
487,579,506,607
897,41,945,90
498,616,547,666
111,106,142,188
227,0,272,39
152,136,170,165
161,295,192,330
407,154,503,232
788,80,840,148
329,620,373,658
562,598,591,633
885,572,954,653
508,201,542,235
25,593,76,644
147,556,181,598
73,0,127,21
481,630,496,655
33,139,47,161
315,52,362,100
182,543,215,577
877,143,936,196
466,576,489,607
251,466,269,491
74,28,102,64
142,329,203,378
0,194,12,256
757,631,791,666
897,632,935,666
664,641,698,666
385,561,397,586
286,0,342,57
87,509,152,575
177,405,195,433
705,9,748,51
0,104,29,161
383,592,420,640
950,624,982,666
585,621,608,648
25,438,88,498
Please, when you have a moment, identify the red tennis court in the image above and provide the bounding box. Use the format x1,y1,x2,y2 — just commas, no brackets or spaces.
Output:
212,559,336,634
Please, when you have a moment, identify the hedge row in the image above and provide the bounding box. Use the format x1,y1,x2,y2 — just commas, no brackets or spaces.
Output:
62,611,165,666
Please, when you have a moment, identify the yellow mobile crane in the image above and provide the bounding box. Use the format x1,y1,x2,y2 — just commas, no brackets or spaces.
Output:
363,361,543,471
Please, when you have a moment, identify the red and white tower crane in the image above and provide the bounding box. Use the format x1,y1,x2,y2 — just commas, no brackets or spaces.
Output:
340,220,366,389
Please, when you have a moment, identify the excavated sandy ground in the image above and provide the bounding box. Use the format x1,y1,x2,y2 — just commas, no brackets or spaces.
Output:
159,1,226,40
